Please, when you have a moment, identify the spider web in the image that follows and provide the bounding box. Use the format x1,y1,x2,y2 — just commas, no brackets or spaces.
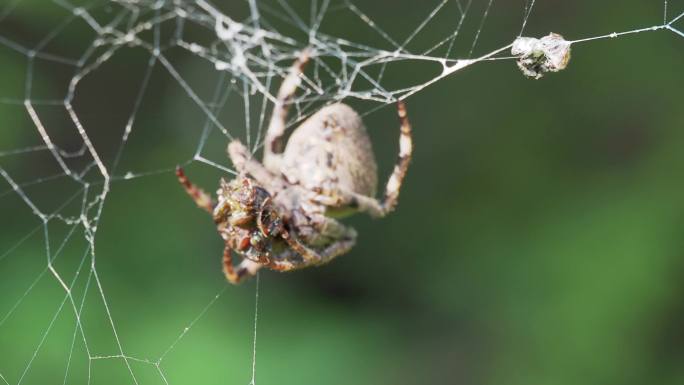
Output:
0,0,682,384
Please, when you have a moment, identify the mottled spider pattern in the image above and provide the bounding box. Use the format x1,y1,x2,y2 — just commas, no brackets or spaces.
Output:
176,50,413,284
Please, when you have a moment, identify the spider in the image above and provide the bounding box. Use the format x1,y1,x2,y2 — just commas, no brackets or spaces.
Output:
176,50,413,284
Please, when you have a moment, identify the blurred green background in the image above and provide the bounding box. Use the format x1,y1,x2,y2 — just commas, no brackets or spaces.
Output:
1,1,684,384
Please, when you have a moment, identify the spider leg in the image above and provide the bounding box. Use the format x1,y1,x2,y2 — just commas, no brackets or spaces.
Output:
228,140,285,190
379,101,412,214
263,49,311,172
223,244,262,284
269,216,356,271
297,212,357,246
313,101,413,218
176,166,215,214
269,234,356,272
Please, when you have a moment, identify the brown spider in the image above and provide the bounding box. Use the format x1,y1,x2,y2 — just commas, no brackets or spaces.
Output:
176,50,413,284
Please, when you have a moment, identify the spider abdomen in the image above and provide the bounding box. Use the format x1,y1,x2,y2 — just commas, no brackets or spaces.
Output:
280,103,378,199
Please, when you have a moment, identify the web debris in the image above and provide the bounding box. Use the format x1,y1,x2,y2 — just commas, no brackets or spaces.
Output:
512,32,571,79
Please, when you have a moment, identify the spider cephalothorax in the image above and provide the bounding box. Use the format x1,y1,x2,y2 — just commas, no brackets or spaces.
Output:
213,177,285,262
177,169,299,280
177,50,413,284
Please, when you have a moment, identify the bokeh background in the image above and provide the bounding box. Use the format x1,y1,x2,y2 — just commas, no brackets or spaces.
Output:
1,1,684,384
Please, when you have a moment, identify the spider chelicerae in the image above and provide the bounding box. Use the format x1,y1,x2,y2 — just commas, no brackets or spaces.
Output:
176,50,413,284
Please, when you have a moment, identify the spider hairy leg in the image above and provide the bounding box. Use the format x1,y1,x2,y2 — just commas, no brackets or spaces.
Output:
272,213,357,269
382,100,413,213
228,140,283,189
222,246,262,284
176,166,215,213
311,101,413,218
263,48,311,170
271,233,357,271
